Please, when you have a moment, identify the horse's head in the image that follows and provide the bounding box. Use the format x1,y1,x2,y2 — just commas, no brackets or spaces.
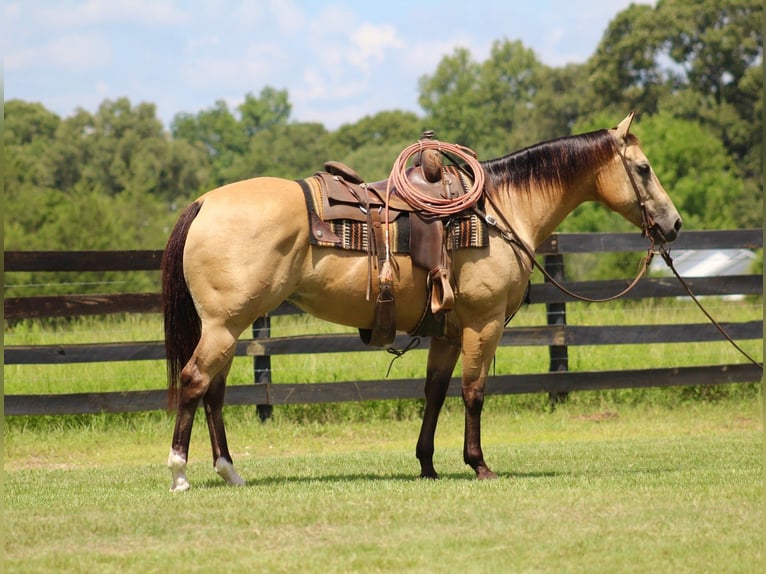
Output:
600,112,682,245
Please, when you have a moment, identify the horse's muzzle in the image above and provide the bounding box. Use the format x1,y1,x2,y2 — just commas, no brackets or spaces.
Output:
649,217,683,245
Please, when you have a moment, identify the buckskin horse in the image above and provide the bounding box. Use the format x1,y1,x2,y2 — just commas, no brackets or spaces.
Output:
162,112,682,491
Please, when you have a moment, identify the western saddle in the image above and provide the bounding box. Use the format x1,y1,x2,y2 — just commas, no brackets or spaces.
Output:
308,133,482,346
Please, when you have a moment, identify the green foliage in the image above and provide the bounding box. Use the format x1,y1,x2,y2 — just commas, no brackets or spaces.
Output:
226,122,337,181
631,112,744,229
170,87,291,185
418,39,576,157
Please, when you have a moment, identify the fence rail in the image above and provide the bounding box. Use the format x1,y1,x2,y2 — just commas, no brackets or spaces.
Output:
4,229,763,416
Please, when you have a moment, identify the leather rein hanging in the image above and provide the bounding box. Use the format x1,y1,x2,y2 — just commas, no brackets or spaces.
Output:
475,146,763,370
476,146,657,304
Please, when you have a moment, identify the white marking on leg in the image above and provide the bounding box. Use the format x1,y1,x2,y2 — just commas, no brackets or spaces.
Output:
168,450,191,492
215,457,246,486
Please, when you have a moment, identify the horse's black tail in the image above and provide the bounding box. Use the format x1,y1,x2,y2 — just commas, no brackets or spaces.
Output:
162,201,203,409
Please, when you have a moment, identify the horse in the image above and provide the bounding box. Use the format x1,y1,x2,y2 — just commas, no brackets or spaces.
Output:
162,112,682,491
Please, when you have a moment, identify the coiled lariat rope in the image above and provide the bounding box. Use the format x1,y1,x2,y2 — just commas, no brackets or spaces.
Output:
382,140,484,264
386,140,485,215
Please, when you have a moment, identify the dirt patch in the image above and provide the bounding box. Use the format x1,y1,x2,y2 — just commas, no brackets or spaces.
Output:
572,411,619,423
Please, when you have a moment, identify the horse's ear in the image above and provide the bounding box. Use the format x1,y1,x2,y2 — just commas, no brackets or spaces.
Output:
612,111,636,143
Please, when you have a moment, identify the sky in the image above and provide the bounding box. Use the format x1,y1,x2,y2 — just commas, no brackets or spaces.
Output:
5,0,647,130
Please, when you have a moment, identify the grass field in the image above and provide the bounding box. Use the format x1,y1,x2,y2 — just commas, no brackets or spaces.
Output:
4,300,764,572
4,400,763,573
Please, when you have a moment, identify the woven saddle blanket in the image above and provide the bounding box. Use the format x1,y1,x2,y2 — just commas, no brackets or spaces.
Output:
297,173,488,255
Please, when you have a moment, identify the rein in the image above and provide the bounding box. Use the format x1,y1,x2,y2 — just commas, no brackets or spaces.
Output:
477,146,762,369
658,248,763,370
477,145,658,303
475,195,657,304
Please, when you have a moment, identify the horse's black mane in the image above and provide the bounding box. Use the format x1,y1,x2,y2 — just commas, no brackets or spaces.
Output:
480,129,629,195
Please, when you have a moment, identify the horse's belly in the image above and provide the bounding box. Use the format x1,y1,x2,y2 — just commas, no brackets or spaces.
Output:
289,249,428,332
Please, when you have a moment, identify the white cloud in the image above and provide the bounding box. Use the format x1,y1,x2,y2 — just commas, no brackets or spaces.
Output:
295,66,368,106
185,34,220,52
6,33,112,72
403,34,479,75
3,0,657,130
267,0,306,36
36,0,186,28
348,23,404,72
180,41,279,92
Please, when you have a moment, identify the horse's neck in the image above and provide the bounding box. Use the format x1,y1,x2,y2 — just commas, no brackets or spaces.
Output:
492,174,597,249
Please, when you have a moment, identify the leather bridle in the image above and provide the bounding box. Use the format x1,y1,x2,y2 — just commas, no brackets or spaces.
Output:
476,146,659,304
617,146,657,241
476,147,763,369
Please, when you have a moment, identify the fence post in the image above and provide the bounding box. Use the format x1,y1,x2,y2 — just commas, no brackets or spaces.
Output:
544,253,569,405
252,315,273,421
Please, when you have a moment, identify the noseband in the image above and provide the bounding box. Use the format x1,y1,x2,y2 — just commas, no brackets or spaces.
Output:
618,147,656,241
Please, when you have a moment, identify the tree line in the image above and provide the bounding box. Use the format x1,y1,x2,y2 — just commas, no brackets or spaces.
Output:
4,0,762,295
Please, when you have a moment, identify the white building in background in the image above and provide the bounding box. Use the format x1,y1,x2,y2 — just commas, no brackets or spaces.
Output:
650,248,758,300
651,249,757,276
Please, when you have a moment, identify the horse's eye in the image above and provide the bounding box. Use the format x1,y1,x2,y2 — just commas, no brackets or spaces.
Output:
636,163,651,177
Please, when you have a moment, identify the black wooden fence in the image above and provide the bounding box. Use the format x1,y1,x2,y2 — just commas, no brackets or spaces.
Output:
4,229,763,416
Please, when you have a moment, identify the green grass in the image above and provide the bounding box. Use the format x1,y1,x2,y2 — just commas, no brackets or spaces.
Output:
4,303,763,571
4,401,763,573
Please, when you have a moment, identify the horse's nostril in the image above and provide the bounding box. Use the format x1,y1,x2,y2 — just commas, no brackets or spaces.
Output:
674,218,683,232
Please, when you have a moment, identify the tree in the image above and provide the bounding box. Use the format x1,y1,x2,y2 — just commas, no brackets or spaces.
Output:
584,0,762,228
4,98,209,261
418,47,484,148
171,87,292,186
331,110,426,180
418,40,586,158
239,87,291,137
567,112,743,232
631,112,743,230
225,122,336,182
333,110,425,151
475,39,554,154
585,3,667,118
4,100,60,146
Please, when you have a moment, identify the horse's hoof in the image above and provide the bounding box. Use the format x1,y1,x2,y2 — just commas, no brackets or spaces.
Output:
170,476,191,492
419,471,440,480
477,469,498,480
215,457,246,486
168,450,191,491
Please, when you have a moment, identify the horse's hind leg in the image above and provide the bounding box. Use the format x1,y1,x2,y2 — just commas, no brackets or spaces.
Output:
416,336,461,479
168,324,239,491
203,358,245,486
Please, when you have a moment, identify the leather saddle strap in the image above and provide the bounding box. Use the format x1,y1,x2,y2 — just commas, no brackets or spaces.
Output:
368,206,389,300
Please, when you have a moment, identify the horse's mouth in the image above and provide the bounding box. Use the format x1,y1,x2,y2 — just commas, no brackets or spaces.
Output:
648,217,682,245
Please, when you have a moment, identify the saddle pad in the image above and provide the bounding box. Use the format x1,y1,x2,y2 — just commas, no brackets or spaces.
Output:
297,175,488,253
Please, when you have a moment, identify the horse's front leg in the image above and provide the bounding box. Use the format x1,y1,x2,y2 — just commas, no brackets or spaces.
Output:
416,335,461,479
460,319,504,479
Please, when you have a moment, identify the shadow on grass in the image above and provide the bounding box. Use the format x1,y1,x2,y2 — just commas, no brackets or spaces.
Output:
193,469,563,489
